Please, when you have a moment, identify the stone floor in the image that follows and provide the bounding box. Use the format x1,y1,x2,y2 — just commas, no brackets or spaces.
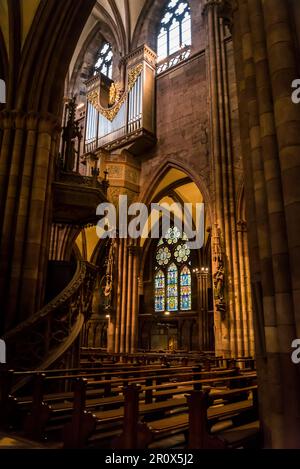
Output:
0,433,61,449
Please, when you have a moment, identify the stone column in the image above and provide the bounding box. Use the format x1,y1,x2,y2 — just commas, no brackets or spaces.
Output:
203,0,254,358
119,238,128,354
113,240,140,354
125,244,134,352
130,245,139,353
49,224,80,261
0,111,60,332
114,237,123,353
197,269,209,350
230,0,300,448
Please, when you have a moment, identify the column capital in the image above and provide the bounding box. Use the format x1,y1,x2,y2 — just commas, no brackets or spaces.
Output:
0,110,60,136
202,0,233,28
37,112,61,136
237,220,247,233
127,244,140,256
202,0,224,15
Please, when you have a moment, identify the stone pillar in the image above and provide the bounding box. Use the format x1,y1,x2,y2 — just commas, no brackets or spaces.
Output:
203,0,254,358
237,220,254,356
197,269,209,350
130,245,139,353
126,245,134,352
107,315,115,353
113,240,139,354
0,111,60,332
49,224,80,262
119,238,128,354
230,0,300,448
114,237,123,353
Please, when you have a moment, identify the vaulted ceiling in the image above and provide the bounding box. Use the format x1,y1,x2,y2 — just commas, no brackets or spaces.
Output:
96,0,148,43
0,0,149,61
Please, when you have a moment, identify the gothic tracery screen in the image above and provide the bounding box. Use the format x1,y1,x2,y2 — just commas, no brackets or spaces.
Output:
157,0,192,62
154,227,192,313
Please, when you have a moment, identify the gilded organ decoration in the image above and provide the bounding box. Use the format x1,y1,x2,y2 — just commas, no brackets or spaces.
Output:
109,82,122,106
87,64,143,122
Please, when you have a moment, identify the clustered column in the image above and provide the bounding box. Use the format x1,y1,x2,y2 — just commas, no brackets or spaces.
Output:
203,0,254,358
230,0,300,448
113,239,139,354
197,269,210,350
0,111,60,332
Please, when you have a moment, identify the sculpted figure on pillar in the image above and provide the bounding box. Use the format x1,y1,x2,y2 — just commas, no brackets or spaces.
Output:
61,96,83,173
213,226,226,318
100,239,117,311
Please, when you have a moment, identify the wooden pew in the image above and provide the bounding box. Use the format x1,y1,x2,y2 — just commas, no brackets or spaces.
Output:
0,363,185,434
3,361,255,443
62,372,257,449
187,389,260,448
17,365,199,439
112,385,259,449
146,387,259,449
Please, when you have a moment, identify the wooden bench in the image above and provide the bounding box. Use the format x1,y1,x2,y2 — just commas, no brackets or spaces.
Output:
112,385,259,449
0,363,190,433
16,365,201,439
62,372,257,448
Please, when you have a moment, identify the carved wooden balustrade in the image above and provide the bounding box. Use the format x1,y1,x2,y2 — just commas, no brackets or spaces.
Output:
4,261,98,376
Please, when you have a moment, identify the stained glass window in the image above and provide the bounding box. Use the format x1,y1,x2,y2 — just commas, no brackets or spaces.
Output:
94,42,113,78
156,246,171,265
154,227,192,313
174,244,190,263
155,270,165,312
180,266,192,310
165,226,181,244
157,0,192,62
167,263,178,312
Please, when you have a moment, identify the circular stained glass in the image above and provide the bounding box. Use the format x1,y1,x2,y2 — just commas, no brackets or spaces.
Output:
174,244,190,263
165,226,181,244
156,247,171,265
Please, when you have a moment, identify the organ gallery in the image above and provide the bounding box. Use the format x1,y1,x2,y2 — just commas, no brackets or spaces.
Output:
0,0,300,454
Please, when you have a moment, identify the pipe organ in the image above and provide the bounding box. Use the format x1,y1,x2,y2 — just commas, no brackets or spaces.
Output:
84,45,157,155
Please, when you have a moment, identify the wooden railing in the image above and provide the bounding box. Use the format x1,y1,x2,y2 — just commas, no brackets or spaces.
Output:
4,261,98,384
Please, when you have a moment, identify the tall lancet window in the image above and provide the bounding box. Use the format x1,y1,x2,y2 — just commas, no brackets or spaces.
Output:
157,0,191,62
93,42,113,78
155,270,165,312
154,227,192,313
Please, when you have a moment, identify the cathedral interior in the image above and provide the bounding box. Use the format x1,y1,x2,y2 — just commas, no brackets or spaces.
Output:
0,0,300,451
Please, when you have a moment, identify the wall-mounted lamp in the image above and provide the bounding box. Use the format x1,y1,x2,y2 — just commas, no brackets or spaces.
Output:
201,267,209,273
193,267,209,274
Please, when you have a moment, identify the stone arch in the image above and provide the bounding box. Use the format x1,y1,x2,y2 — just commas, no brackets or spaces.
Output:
139,158,212,222
16,0,97,114
67,20,123,103
132,0,204,53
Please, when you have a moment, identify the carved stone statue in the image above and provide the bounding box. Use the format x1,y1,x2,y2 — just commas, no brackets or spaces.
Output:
213,258,224,299
212,225,226,317
100,239,117,311
61,96,82,173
